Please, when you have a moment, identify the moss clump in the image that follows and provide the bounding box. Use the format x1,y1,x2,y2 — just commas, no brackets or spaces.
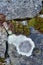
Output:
34,16,43,33
15,22,23,34
28,16,43,34
23,25,30,36
28,18,36,27
0,58,5,63
11,20,30,36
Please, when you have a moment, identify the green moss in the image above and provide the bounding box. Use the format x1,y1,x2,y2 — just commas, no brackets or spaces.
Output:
34,16,43,33
23,25,30,36
28,18,36,28
27,16,43,33
10,16,43,34
11,20,30,35
0,58,5,63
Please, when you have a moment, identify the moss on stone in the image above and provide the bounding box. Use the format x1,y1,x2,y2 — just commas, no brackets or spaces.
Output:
35,16,43,33
11,20,30,35
28,16,43,33
28,18,36,28
0,58,5,63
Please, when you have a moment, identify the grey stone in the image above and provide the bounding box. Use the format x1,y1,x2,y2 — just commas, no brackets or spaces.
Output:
8,42,42,65
0,0,42,20
8,28,43,65
0,27,7,58
8,44,22,65
5,58,11,65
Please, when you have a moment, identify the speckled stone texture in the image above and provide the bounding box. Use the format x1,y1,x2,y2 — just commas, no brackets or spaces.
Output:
0,0,42,20
0,26,7,58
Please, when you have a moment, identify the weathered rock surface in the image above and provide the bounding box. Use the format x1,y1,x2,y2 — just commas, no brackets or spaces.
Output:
8,28,43,65
0,0,42,20
0,26,7,58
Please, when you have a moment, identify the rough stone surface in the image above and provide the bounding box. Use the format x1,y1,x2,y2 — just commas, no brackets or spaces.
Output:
8,27,43,65
0,0,42,20
0,26,7,58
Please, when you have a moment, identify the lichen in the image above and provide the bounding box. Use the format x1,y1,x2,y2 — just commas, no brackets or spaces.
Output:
8,35,35,57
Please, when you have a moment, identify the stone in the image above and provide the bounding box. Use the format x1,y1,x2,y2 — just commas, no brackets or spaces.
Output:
5,58,11,65
0,0,42,20
0,26,7,58
8,29,43,65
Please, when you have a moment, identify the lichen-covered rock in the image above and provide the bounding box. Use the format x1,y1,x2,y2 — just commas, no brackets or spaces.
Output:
16,35,35,57
8,33,43,65
8,34,35,57
0,0,42,20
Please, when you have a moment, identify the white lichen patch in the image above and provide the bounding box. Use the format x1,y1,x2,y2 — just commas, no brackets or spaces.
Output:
39,14,43,18
8,34,35,57
16,35,35,57
8,34,17,46
21,21,28,25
